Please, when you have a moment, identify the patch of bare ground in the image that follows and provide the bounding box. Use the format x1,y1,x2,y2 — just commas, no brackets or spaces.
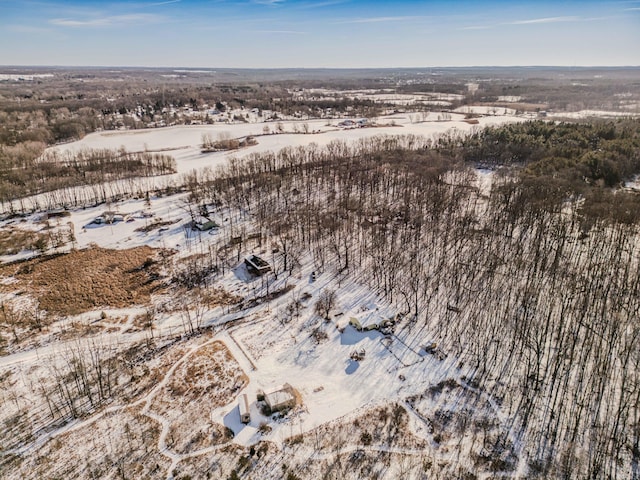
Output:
201,286,243,308
310,404,428,452
134,218,179,233
5,406,169,480
167,422,233,455
172,443,246,480
0,246,165,316
0,227,47,256
407,378,518,474
151,340,248,454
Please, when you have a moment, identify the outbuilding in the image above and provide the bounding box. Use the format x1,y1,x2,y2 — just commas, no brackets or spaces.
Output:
349,317,362,331
238,393,251,424
193,216,218,231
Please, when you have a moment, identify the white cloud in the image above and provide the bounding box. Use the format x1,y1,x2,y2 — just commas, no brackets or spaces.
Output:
459,25,492,31
147,0,181,6
254,29,306,34
298,0,348,9
461,14,613,31
508,16,580,25
50,13,164,27
252,0,285,5
336,15,428,24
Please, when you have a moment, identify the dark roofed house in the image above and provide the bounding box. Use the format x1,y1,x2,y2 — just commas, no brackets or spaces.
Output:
193,216,218,231
244,255,271,275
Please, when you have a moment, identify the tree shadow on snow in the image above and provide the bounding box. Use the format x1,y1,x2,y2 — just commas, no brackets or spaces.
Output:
83,222,107,229
345,359,360,375
233,263,253,283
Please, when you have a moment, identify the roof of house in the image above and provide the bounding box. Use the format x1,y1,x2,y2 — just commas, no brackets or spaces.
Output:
239,394,250,416
194,216,216,225
264,384,294,408
245,255,270,271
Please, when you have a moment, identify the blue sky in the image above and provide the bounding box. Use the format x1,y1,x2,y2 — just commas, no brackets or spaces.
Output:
1,0,638,67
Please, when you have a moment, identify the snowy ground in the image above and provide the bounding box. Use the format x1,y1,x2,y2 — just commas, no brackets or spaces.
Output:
47,112,523,177
0,177,508,478
546,109,640,119
454,105,518,116
0,111,525,215
0,111,530,479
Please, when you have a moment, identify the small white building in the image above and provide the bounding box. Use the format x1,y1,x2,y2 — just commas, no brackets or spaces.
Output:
238,393,251,424
264,384,296,412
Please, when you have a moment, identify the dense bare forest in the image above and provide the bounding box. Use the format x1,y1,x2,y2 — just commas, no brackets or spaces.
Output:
174,120,640,478
0,145,176,205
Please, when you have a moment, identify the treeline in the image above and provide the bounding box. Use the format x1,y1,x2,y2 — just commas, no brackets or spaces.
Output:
0,146,176,205
447,119,640,227
0,82,383,147
457,119,640,185
184,130,640,477
0,107,106,146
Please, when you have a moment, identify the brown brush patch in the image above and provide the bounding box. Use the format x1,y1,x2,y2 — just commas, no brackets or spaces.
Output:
150,340,248,453
1,246,165,316
155,341,248,409
0,227,47,256
134,218,178,233
307,404,427,452
201,287,243,308
10,406,170,480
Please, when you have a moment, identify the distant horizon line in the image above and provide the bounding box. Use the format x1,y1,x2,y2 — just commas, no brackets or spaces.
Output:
1,64,640,70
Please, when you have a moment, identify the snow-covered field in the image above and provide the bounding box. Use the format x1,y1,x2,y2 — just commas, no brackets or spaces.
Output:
0,111,533,479
49,112,521,176
547,109,640,119
0,112,524,215
0,73,54,81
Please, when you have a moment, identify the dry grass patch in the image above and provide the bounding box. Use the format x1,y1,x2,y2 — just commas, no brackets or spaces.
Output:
309,404,428,452
114,337,198,404
0,246,165,316
0,227,47,256
173,443,245,480
201,287,243,308
167,422,233,455
5,407,169,480
134,218,178,233
151,340,248,454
